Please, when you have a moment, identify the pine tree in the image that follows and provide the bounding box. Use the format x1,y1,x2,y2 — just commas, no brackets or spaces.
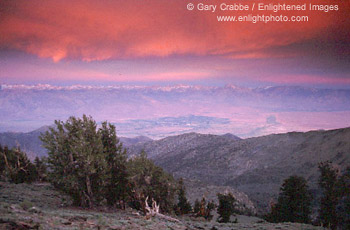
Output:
337,167,350,229
199,197,207,217
205,200,216,221
34,156,48,182
0,145,37,183
127,150,176,213
266,175,312,223
318,162,339,229
100,122,129,209
40,115,105,207
40,115,177,212
176,178,192,214
217,193,236,223
193,199,201,215
193,196,215,220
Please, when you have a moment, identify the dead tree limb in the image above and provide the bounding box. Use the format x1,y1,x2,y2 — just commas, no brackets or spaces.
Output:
145,197,181,223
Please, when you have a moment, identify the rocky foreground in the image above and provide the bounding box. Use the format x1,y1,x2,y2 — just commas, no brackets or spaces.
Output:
0,182,325,230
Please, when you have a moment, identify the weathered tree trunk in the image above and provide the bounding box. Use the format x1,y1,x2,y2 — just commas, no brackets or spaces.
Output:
2,152,12,174
145,197,181,223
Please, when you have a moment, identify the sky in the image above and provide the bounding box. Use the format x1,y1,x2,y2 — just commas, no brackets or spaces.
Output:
0,0,349,88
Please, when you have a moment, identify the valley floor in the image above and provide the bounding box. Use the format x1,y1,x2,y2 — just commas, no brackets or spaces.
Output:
0,182,325,230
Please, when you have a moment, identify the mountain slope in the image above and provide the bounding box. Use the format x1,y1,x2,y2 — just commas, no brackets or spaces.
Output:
127,132,240,158
119,136,153,147
0,126,50,159
129,128,350,213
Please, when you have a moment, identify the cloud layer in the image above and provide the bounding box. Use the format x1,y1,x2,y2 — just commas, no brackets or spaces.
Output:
1,0,348,62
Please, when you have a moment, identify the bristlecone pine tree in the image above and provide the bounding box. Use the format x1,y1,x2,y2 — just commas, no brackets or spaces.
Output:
176,178,192,214
41,116,177,212
127,150,177,213
100,121,129,209
40,115,107,207
34,156,48,182
206,200,216,221
266,175,312,224
337,167,350,230
318,161,342,230
217,192,237,223
40,115,134,208
193,197,215,220
193,199,201,215
0,145,37,183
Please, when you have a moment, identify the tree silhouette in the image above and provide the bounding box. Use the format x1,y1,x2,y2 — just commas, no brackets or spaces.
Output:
318,162,340,229
217,192,237,223
266,175,312,223
176,178,192,214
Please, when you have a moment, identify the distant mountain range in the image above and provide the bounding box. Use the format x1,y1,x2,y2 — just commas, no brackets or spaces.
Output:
1,84,350,138
0,126,152,159
1,126,349,214
0,126,49,159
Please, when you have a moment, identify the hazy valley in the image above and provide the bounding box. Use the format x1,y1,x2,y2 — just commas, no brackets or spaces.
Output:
1,84,350,138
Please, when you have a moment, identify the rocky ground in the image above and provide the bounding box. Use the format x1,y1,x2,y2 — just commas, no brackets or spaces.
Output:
0,182,325,230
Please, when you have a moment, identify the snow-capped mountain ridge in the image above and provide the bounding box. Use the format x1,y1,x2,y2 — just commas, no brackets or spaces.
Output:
1,83,340,92
0,84,214,91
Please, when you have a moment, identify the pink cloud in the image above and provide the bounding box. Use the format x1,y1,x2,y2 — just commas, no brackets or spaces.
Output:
0,0,347,62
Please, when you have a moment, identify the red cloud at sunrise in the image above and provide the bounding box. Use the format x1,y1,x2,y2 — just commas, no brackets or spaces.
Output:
0,0,349,87
0,0,348,62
